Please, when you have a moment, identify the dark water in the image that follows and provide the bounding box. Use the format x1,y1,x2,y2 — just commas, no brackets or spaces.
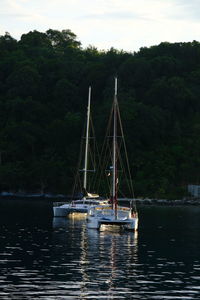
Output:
0,200,200,299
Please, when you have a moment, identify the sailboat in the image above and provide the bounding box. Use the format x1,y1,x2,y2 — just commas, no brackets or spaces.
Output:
87,78,139,230
53,87,108,217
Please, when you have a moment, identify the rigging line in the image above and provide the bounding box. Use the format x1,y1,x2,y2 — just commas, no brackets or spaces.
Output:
95,139,106,192
96,102,115,193
116,102,135,200
96,139,112,194
90,117,102,192
72,160,83,200
91,128,100,189
88,146,97,191
117,136,133,195
81,101,100,193
109,102,133,198
103,138,115,195
116,138,137,211
90,121,96,188
71,115,87,198
118,147,132,197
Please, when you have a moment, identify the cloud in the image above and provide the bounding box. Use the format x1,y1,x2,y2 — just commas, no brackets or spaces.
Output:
0,13,34,19
82,11,148,21
78,0,200,25
163,0,200,21
1,0,200,51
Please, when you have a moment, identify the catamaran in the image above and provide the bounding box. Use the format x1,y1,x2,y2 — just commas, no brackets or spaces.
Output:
87,78,139,230
53,87,108,217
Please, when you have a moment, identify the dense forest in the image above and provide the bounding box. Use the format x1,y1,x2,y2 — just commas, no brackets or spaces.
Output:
0,29,200,199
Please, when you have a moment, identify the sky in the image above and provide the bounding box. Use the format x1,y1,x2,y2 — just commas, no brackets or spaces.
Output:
1,0,200,52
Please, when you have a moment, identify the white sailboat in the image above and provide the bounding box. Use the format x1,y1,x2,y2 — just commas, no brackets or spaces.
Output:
87,78,139,230
53,87,108,217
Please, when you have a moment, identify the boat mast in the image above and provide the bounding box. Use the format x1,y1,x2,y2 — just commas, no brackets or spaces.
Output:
112,78,118,218
83,86,91,195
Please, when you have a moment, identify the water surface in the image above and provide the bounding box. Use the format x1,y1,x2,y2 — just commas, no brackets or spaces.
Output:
0,200,200,299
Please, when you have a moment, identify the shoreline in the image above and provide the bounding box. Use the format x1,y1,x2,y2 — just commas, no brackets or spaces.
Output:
134,198,200,206
0,193,200,206
119,198,200,206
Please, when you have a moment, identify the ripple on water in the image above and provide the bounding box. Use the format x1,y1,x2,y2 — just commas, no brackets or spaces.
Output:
1,206,200,299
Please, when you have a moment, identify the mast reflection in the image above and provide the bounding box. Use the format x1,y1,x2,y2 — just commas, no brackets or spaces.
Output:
52,218,138,299
79,228,138,299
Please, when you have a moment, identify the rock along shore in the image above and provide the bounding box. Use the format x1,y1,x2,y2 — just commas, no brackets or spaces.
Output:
118,198,200,206
1,192,200,206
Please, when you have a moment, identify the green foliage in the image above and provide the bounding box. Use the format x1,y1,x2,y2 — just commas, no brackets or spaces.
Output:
1,30,200,199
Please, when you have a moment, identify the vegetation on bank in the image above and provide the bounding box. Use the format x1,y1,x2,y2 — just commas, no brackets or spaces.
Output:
0,29,200,199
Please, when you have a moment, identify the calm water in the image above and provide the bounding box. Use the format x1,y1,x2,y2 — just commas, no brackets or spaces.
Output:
0,200,200,299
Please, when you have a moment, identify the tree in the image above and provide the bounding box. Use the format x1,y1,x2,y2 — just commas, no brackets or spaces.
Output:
46,29,81,49
6,66,40,98
0,32,17,55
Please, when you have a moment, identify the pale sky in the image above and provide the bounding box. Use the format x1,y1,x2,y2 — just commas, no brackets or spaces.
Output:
1,0,200,52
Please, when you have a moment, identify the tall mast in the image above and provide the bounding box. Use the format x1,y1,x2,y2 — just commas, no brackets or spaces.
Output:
83,86,91,192
112,78,118,218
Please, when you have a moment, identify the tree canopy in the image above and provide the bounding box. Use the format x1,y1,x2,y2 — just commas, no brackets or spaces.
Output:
0,29,200,199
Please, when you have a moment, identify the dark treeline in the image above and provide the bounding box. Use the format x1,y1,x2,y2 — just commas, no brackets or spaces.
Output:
0,29,200,199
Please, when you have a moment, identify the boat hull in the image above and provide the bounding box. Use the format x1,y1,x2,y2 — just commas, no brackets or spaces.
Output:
87,215,138,231
53,206,69,217
53,199,109,217
53,206,89,217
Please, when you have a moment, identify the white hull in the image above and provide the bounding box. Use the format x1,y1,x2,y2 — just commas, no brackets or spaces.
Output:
53,204,90,217
54,205,89,216
53,206,69,217
87,206,138,231
53,199,108,217
87,215,138,230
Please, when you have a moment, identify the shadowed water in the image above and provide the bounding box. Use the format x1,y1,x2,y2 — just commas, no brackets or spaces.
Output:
0,200,200,299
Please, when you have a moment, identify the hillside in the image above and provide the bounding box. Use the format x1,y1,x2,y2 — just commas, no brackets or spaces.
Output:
0,29,200,199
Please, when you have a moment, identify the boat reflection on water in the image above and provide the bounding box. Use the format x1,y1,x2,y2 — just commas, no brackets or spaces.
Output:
84,228,138,296
52,217,138,299
52,217,69,229
52,213,87,228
